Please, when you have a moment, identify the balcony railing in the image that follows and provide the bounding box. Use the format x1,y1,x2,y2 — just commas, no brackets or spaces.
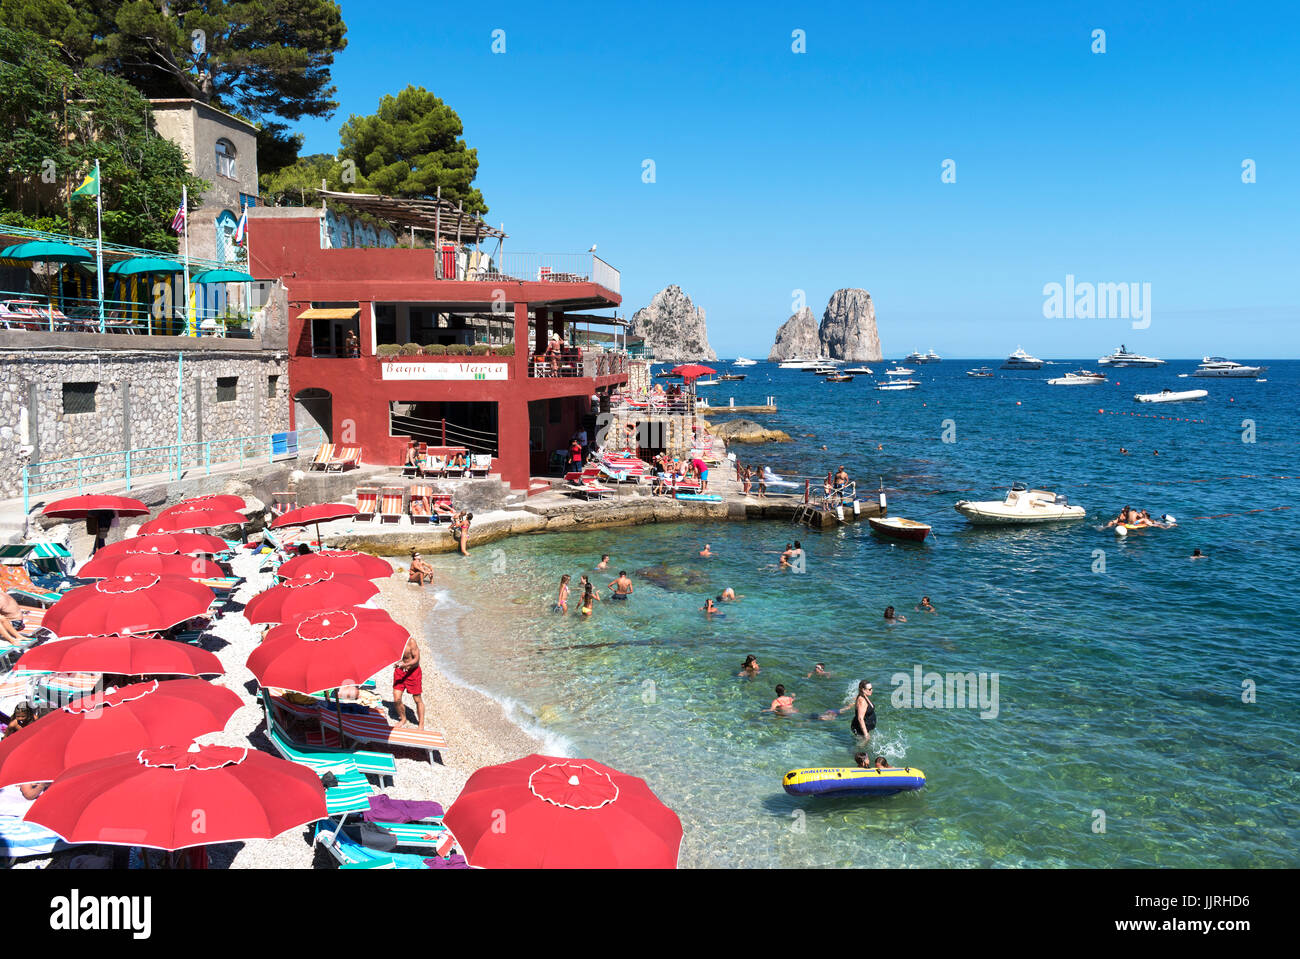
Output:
529,351,629,378
2,291,257,337
456,253,619,294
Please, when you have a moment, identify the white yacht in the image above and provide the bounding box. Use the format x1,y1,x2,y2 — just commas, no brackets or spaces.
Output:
1001,346,1043,370
733,357,757,367
884,366,915,376
1047,369,1107,385
954,485,1086,525
966,367,994,378
905,349,941,364
844,366,874,375
1190,357,1265,378
1097,344,1165,367
778,357,822,369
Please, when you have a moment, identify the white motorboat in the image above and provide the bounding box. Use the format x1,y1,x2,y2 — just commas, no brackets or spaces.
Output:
1001,346,1043,370
778,357,821,369
954,484,1086,525
1047,369,1108,385
733,357,757,367
1134,388,1207,403
1190,357,1265,378
1098,344,1165,367
966,367,994,378
905,349,941,364
695,378,720,386
884,366,915,376
844,366,874,375
876,379,919,391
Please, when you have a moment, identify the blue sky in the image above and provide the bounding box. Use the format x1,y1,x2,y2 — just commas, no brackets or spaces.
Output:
295,1,1299,358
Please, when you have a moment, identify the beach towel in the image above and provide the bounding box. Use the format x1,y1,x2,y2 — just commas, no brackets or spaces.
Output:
424,853,469,869
364,795,445,824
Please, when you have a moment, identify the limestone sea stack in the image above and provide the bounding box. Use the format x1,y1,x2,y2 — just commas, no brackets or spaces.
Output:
709,418,791,444
819,289,882,361
629,285,717,362
767,307,820,361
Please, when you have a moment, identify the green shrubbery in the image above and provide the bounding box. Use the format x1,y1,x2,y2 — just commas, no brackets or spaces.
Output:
376,343,400,356
446,344,469,356
399,342,422,356
422,343,447,355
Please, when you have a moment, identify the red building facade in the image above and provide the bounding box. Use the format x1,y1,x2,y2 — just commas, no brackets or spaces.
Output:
249,208,625,492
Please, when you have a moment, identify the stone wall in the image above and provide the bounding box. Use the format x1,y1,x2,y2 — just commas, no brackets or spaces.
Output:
0,348,290,500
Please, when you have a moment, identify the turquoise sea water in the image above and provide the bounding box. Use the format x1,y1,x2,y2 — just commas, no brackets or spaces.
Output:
427,360,1299,868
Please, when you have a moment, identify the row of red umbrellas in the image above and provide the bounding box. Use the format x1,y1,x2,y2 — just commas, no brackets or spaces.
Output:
19,494,684,866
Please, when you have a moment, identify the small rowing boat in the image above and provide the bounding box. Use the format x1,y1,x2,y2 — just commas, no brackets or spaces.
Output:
867,515,931,542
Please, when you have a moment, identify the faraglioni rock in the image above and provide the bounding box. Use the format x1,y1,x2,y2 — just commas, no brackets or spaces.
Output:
629,285,717,362
819,289,882,361
767,307,820,361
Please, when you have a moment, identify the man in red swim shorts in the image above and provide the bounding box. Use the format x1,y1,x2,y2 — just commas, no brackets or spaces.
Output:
393,636,425,729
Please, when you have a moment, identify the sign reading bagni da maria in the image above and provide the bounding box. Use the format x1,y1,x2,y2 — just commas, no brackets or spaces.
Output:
380,362,510,381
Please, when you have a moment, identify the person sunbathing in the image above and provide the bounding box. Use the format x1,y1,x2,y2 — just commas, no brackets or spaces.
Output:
0,592,27,645
403,442,422,476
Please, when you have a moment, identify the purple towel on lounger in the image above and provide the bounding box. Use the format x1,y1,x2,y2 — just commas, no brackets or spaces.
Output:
425,854,469,869
364,794,445,824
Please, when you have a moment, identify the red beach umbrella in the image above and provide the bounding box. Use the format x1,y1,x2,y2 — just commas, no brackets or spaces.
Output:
24,743,326,850
138,508,246,534
160,494,246,515
41,494,150,519
443,754,683,869
246,608,409,694
270,503,360,547
93,532,229,558
277,549,393,581
0,679,241,787
79,552,225,580
13,636,224,677
41,574,215,638
243,571,378,625
669,364,716,381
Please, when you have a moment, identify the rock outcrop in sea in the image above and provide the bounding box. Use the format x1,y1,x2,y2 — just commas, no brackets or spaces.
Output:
767,307,820,361
709,418,791,444
629,285,716,362
819,288,881,361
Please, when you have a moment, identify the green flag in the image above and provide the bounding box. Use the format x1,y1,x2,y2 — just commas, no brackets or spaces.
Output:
71,168,99,197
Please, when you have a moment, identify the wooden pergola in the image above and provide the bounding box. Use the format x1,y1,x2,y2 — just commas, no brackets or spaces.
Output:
317,190,506,242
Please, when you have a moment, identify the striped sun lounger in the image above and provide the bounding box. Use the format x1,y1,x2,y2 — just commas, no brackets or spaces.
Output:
309,443,335,471
355,488,379,520
380,487,404,524
317,706,448,764
328,445,362,471
409,485,432,523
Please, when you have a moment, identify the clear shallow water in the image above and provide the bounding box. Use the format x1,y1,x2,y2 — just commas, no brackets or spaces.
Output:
429,360,1299,868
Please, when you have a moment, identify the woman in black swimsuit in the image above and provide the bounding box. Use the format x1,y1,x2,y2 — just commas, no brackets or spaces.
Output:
851,680,876,741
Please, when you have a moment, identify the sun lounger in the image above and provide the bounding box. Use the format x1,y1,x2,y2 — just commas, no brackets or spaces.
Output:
562,473,615,500
308,443,334,471
430,494,455,524
314,820,455,869
409,486,432,523
271,492,297,516
0,673,32,700
316,706,448,765
0,815,74,859
328,445,362,471
422,454,445,477
261,692,398,779
469,454,492,476
324,768,377,816
355,487,379,521
380,487,404,524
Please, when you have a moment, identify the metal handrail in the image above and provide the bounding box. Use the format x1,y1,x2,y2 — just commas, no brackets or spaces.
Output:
22,426,325,512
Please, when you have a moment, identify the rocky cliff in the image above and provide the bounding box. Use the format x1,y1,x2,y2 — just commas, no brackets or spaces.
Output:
819,288,881,361
767,307,820,361
629,285,716,362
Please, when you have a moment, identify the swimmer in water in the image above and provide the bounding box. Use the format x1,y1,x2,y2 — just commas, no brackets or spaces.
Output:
739,655,759,677
578,574,601,602
851,680,876,741
701,597,719,615
699,544,713,557
556,574,570,613
581,584,595,617
764,684,796,715
805,662,830,678
883,606,906,623
874,756,893,770
608,571,634,598
596,554,610,570
719,587,737,602
1190,548,1206,560
916,596,935,613
854,752,871,768
778,542,794,568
